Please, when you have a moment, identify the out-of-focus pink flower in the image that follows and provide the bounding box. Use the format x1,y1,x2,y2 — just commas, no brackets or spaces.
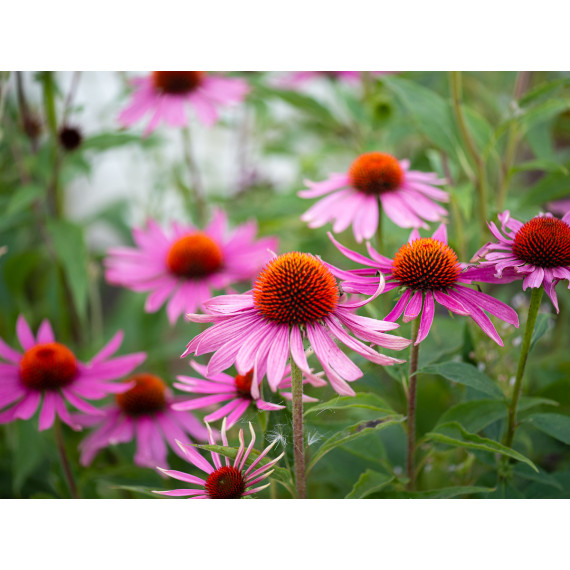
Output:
118,71,249,135
299,152,448,242
104,210,277,324
0,316,145,431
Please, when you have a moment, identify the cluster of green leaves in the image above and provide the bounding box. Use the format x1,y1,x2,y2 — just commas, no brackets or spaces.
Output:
0,71,569,498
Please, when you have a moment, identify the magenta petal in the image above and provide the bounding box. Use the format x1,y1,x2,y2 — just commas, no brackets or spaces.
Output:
403,290,423,322
416,292,435,344
38,391,57,431
16,315,36,350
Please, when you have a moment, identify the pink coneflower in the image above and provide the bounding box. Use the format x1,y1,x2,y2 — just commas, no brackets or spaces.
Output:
154,418,283,499
118,71,249,135
173,361,320,428
329,224,519,345
299,152,448,242
182,251,410,396
472,210,570,312
0,316,146,430
104,210,277,324
276,71,388,88
76,373,209,468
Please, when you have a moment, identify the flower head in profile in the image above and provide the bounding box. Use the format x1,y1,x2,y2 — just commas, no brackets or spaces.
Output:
118,71,249,135
330,225,519,345
154,418,283,499
299,152,448,242
471,210,570,312
183,251,410,396
173,361,320,428
76,373,209,469
104,209,277,324
0,316,146,430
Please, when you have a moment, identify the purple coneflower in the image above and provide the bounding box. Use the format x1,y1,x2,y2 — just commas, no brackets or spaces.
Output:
330,224,519,345
472,210,570,311
173,361,319,428
77,373,209,468
104,210,277,324
299,152,448,242
0,316,145,430
118,71,249,135
154,418,283,499
182,251,410,397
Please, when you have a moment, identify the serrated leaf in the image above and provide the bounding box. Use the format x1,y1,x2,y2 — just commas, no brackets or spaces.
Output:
307,416,404,473
418,361,505,399
304,393,395,417
525,413,570,445
426,422,538,471
345,470,393,499
46,219,88,321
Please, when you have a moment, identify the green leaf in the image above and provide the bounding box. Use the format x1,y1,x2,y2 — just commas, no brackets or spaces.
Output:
384,486,495,499
382,75,459,157
510,159,568,175
112,485,160,498
519,78,570,107
46,219,89,321
418,361,505,399
81,132,160,152
436,400,508,433
6,184,43,215
530,314,552,352
307,416,404,473
12,421,50,494
525,413,570,445
426,422,538,471
523,171,570,207
304,393,396,417
345,470,394,499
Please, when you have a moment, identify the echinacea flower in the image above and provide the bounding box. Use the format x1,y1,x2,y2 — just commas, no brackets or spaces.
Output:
76,373,209,468
118,71,249,135
299,152,448,242
173,361,320,428
329,225,519,345
104,209,277,324
154,418,283,499
182,251,410,396
471,210,570,312
0,316,146,430
276,71,389,88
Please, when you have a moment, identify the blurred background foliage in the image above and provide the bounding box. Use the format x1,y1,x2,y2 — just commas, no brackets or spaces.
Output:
0,70,569,498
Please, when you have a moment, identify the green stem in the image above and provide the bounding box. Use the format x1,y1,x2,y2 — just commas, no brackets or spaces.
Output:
181,126,207,227
504,287,543,449
497,71,532,211
54,418,79,499
290,355,306,499
449,71,488,236
406,315,421,490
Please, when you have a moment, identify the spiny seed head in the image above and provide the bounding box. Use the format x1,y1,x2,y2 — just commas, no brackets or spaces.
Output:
348,152,403,195
512,216,570,268
116,373,167,417
234,370,254,397
205,465,246,499
152,71,204,95
253,252,339,325
19,342,78,391
392,238,461,291
166,233,223,278
58,126,82,151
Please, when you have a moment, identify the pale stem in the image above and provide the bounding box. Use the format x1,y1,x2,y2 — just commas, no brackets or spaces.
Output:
406,315,421,490
181,126,207,226
54,418,79,499
290,355,306,499
504,286,543,449
449,71,488,237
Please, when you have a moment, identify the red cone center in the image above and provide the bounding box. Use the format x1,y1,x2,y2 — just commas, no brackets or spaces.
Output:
392,238,461,290
512,216,570,268
20,342,78,391
116,373,167,417
166,233,223,278
348,152,404,195
253,252,339,325
205,465,246,499
152,71,205,95
234,370,254,397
